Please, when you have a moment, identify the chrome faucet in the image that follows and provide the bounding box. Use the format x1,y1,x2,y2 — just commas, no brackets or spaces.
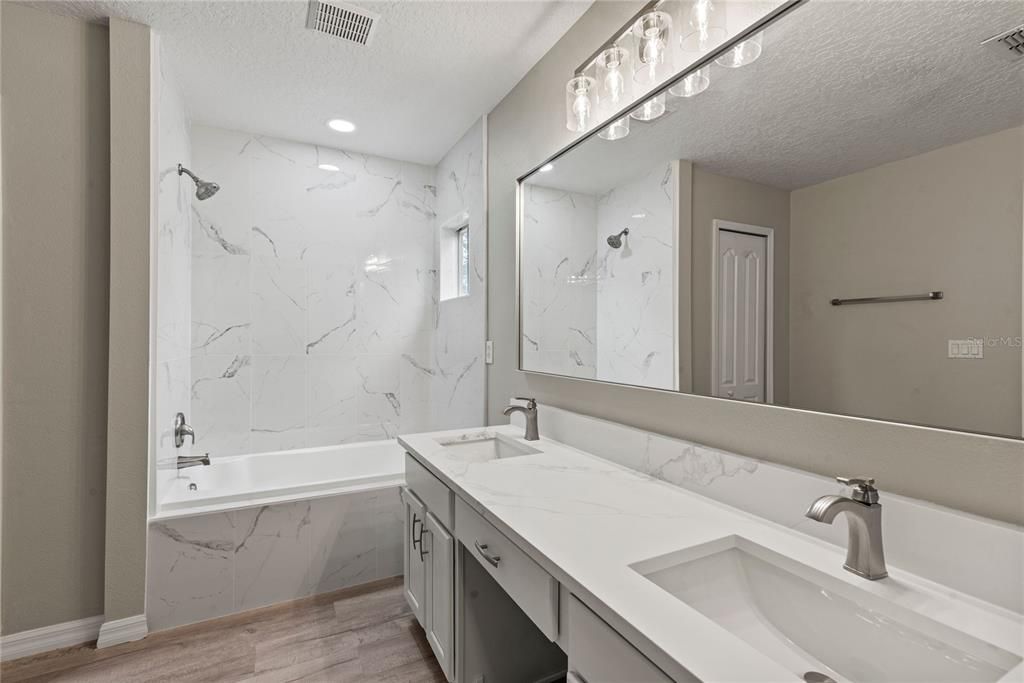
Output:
806,476,888,580
174,412,195,448
503,397,539,441
177,454,210,470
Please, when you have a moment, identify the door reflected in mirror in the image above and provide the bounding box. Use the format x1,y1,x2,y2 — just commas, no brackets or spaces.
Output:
517,0,1023,439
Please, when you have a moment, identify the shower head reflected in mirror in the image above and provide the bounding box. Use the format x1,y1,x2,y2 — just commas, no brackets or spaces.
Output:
607,227,630,249
178,164,220,201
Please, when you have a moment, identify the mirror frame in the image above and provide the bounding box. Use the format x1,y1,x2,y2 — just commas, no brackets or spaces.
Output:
513,0,1024,442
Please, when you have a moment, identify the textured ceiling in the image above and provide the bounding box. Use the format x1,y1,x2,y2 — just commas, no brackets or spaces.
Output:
532,0,1024,194
38,0,592,164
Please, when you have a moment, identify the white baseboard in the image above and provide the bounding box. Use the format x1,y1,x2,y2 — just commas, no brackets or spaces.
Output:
96,614,148,649
0,615,104,662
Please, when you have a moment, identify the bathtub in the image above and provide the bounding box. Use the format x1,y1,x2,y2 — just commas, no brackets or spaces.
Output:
147,438,408,632
156,439,406,518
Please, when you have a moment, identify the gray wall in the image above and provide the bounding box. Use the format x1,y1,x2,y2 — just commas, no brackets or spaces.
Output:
103,17,153,624
789,127,1022,438
1,3,110,634
690,167,790,401
486,1,1024,525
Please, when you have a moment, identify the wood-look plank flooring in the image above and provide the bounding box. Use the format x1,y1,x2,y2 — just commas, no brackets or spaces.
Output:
1,578,446,683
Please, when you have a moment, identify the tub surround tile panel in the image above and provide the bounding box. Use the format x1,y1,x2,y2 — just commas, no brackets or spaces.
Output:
521,185,598,379
430,119,487,431
155,56,193,496
521,162,676,388
595,162,676,390
146,488,403,632
189,125,438,457
522,404,1024,614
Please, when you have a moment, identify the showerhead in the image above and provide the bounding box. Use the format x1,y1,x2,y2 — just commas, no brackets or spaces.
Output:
607,227,629,249
178,164,220,201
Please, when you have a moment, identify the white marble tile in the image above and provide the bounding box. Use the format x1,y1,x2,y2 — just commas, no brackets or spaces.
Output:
191,354,252,457
146,513,235,631
251,264,306,356
306,260,359,356
250,355,306,453
191,255,250,356
306,355,358,429
233,501,313,612
355,354,401,425
306,491,378,595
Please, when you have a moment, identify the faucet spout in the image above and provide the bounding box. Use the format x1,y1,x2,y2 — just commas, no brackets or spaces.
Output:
805,478,888,580
504,398,539,441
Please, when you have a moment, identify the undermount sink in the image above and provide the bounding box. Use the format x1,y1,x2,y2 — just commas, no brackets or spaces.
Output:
631,536,1020,683
435,432,542,463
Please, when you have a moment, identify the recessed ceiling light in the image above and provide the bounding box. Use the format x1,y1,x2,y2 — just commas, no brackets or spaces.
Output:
318,163,340,172
327,118,356,133
539,163,554,173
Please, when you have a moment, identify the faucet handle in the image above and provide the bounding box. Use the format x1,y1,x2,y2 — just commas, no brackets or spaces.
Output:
514,397,537,409
836,476,879,504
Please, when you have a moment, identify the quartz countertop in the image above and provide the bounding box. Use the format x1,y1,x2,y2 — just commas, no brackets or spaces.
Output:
398,425,1023,682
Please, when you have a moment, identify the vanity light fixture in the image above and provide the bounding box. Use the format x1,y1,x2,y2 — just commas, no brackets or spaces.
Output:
327,118,356,133
565,75,597,133
631,10,672,121
715,30,764,67
596,45,633,140
318,163,340,172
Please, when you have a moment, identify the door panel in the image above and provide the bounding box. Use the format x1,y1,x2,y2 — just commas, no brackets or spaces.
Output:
717,229,767,403
425,512,455,682
402,488,427,624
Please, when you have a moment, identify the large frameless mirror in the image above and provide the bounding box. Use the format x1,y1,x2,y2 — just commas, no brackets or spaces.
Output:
517,0,1024,439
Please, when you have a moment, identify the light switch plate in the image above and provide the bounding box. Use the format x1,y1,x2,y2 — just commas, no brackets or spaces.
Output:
485,340,493,364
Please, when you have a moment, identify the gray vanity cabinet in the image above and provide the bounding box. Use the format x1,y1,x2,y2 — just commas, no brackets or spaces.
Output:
402,454,457,682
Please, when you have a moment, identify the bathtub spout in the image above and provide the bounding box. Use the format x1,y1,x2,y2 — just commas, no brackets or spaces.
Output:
177,454,210,470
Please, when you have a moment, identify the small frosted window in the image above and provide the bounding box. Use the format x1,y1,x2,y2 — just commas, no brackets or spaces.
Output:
457,225,470,297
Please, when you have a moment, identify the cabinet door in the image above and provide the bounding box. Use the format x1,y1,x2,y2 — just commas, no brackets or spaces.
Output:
424,512,455,682
402,488,427,624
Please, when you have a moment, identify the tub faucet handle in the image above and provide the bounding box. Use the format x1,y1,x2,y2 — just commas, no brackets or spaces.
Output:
174,412,196,449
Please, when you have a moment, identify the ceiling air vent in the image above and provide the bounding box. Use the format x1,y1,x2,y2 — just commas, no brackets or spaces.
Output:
306,0,380,46
981,24,1024,62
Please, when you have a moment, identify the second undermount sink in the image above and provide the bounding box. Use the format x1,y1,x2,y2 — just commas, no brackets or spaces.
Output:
435,432,542,463
631,536,1020,683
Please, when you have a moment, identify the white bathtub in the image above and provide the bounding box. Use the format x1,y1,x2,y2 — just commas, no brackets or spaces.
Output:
156,439,406,518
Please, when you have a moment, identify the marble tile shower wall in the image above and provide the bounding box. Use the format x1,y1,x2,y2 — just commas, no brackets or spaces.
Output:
521,184,598,379
189,126,438,457
146,487,403,631
595,162,675,389
430,119,486,429
155,60,192,490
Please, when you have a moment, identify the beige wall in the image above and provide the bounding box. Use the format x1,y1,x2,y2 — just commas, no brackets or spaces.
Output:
1,3,110,634
690,167,790,401
103,17,153,624
790,127,1022,438
487,1,1024,525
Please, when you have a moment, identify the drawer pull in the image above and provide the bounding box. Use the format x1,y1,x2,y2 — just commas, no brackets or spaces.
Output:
411,513,422,549
474,541,501,567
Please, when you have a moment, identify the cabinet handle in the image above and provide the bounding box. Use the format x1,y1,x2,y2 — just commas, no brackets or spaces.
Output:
474,541,501,568
568,671,589,683
419,529,430,561
411,513,422,549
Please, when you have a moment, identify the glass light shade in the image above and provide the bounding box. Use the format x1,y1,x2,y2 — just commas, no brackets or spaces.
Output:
565,75,596,133
669,65,710,98
715,30,764,67
595,46,632,113
599,117,630,140
677,0,726,55
631,94,666,121
632,11,673,85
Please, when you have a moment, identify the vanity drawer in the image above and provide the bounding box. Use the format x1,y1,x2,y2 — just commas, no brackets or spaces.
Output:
568,596,673,683
405,453,453,529
454,496,559,640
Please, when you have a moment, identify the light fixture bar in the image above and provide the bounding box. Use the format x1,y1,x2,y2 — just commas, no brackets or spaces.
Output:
574,0,664,76
530,0,808,183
